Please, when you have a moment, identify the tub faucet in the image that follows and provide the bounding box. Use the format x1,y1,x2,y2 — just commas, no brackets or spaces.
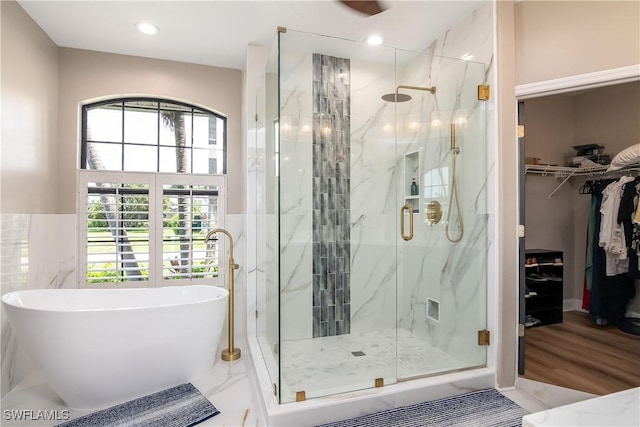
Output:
205,228,241,362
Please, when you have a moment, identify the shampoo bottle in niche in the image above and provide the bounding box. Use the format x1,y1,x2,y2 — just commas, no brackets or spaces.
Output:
410,178,419,196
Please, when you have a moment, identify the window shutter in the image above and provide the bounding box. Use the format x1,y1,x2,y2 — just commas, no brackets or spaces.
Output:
78,171,225,287
79,172,155,286
159,178,223,282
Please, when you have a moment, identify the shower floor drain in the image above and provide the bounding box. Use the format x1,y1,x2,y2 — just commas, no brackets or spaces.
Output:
351,351,366,357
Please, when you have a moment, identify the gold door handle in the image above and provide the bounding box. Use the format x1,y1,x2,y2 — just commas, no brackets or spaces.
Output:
400,204,414,241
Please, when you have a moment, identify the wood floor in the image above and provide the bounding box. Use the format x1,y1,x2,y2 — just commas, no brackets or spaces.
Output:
520,310,640,395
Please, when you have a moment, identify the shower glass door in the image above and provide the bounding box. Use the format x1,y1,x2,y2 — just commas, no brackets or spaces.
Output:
254,40,280,397
277,29,399,403
395,49,488,379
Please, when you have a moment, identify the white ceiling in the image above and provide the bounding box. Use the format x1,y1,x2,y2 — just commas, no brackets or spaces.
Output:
17,0,483,70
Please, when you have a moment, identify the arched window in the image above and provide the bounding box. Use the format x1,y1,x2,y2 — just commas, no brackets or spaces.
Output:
81,98,226,173
78,97,227,287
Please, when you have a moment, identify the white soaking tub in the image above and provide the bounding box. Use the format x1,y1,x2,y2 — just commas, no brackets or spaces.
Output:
1,285,228,409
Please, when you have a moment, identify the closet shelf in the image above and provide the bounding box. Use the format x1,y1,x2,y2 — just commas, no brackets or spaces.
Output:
525,164,608,177
525,164,640,198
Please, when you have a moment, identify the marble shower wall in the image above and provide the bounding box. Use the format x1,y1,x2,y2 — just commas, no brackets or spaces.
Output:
347,58,399,336
278,33,399,342
420,1,494,366
278,42,314,342
276,18,495,349
252,0,495,376
394,51,488,368
1,214,77,397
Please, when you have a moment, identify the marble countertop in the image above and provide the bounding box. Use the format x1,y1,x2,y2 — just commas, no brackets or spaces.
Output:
522,387,640,427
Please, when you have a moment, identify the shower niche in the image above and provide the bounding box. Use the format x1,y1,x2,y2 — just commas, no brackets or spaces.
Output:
404,150,421,213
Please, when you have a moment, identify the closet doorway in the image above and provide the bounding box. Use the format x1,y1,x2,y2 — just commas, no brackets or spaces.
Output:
517,76,640,396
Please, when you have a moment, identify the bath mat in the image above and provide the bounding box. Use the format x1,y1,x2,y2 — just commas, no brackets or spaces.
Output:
56,383,219,427
315,388,528,427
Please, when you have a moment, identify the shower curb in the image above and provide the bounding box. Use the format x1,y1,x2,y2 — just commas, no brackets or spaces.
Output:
246,334,495,427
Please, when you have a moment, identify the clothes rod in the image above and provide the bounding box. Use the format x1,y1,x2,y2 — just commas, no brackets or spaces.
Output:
524,164,640,198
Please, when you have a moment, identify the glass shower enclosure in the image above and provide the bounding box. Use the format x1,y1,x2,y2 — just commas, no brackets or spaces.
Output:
254,29,488,404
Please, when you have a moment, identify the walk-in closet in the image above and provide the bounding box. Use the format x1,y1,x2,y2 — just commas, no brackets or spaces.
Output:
519,80,640,395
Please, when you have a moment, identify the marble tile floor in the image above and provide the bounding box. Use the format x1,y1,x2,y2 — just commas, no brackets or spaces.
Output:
502,379,594,416
1,337,598,427
521,387,639,427
274,328,466,402
1,339,266,427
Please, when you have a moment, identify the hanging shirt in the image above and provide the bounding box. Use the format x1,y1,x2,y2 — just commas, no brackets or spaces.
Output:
619,179,640,277
585,195,597,290
599,176,634,275
634,197,640,225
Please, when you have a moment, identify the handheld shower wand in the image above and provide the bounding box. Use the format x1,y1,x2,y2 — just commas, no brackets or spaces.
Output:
446,123,463,243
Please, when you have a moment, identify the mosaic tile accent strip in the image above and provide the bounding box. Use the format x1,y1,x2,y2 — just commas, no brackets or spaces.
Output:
312,53,350,338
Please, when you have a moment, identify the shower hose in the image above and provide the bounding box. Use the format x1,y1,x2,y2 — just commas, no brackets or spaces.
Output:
446,150,464,243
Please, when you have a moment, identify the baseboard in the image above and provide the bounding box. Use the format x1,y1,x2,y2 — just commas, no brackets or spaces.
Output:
563,299,583,312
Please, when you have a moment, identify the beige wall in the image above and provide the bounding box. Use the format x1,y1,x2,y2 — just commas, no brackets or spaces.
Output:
525,95,575,166
574,81,640,150
524,81,640,301
58,48,243,214
1,0,243,214
523,94,578,298
523,95,575,166
1,0,59,213
515,1,640,85
496,0,518,389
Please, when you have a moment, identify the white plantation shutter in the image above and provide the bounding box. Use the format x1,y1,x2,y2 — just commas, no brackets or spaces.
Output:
157,174,223,282
79,170,225,287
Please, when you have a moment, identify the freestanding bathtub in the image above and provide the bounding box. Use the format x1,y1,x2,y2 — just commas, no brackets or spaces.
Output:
1,285,228,409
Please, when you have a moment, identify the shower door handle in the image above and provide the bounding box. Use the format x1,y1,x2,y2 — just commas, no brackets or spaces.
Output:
400,204,414,241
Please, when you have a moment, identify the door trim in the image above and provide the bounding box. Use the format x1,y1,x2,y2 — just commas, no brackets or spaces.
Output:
517,100,526,375
516,65,640,99
514,65,640,377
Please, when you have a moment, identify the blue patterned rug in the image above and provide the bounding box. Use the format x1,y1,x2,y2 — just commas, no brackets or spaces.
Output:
56,383,219,427
316,388,527,427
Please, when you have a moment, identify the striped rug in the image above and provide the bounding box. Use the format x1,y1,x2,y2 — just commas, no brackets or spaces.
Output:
316,389,528,427
57,383,219,427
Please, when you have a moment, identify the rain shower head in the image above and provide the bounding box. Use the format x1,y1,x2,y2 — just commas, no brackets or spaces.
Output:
381,84,436,103
381,93,412,102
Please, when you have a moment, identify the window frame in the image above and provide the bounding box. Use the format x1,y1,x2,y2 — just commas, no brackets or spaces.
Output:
80,97,227,174
78,170,227,288
78,96,229,289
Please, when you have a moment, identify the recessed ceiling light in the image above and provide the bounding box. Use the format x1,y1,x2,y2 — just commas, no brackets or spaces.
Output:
136,22,159,35
461,53,474,61
366,35,383,46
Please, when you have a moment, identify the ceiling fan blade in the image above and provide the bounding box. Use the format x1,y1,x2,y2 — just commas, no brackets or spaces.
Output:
340,1,385,16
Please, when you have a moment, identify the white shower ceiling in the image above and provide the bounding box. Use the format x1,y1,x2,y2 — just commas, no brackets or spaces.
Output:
16,0,483,70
